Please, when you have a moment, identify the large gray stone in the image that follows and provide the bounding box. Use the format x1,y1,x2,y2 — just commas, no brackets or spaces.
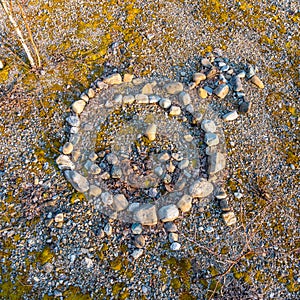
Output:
133,204,158,226
164,82,183,94
208,152,226,175
64,170,89,192
112,194,129,212
189,179,214,198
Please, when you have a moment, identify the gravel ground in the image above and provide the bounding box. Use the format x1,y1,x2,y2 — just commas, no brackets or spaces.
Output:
0,0,299,299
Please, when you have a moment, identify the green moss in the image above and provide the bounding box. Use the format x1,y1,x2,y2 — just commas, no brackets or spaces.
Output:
110,257,123,271
0,275,32,300
112,282,125,296
70,192,86,204
63,286,91,300
179,292,196,300
37,246,54,265
171,278,182,291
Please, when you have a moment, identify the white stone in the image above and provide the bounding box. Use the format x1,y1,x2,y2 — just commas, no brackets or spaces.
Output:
62,142,73,155
54,213,64,223
164,82,183,94
135,94,149,104
222,110,239,121
169,106,181,116
101,192,113,206
145,124,157,141
158,204,179,222
208,152,226,174
56,155,75,170
72,100,86,114
201,119,216,133
222,211,237,226
123,94,135,104
104,223,113,236
204,132,219,146
103,73,122,85
89,185,102,197
177,195,192,212
159,98,172,109
170,242,181,251
64,170,89,192
131,249,143,259
178,91,191,106
133,204,158,225
113,194,129,211
66,116,80,127
189,179,214,198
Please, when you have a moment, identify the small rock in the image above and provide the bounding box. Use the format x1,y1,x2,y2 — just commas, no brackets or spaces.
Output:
101,192,113,206
198,88,208,99
178,159,189,170
189,179,214,198
131,223,143,234
222,211,237,226
134,235,145,248
54,213,64,223
234,192,243,199
206,67,218,79
106,153,119,165
104,223,112,236
208,152,226,175
154,166,164,177
128,202,140,212
164,82,183,94
123,94,135,104
237,71,246,78
113,194,128,212
231,76,243,92
131,249,143,259
219,199,230,211
204,86,213,95
222,110,239,121
246,65,256,78
158,204,179,222
44,262,54,273
84,160,101,174
89,185,102,197
239,101,252,113
177,195,192,212
184,134,193,142
205,226,214,233
215,188,227,199
178,91,191,106
62,142,73,155
123,73,133,83
214,84,229,99
66,115,80,127
103,73,122,85
169,106,181,116
111,165,122,178
87,88,95,98
204,133,219,146
169,232,178,243
170,242,181,251
172,153,183,161
193,72,206,84
96,81,109,90
149,95,161,103
201,58,212,68
80,93,89,102
164,222,178,232
166,161,175,173
56,155,75,170
72,100,86,114
70,126,79,134
0,60,4,70
64,170,89,192
201,119,216,133
72,150,81,162
159,98,172,109
159,152,170,162
142,83,153,95
135,94,149,104
85,257,93,268
185,104,194,114
89,152,97,161
145,124,157,141
249,75,264,89
133,204,158,225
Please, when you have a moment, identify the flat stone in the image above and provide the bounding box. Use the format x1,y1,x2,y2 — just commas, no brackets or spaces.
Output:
0,60,4,70
131,223,143,234
178,159,189,170
169,106,181,116
111,165,122,178
135,94,149,104
204,133,219,146
177,194,192,212
164,82,183,94
133,204,158,225
87,88,95,98
214,84,229,99
142,83,153,95
204,86,213,95
134,235,145,248
80,93,89,102
201,58,212,68
198,88,208,99
149,95,161,103
72,100,86,114
101,192,113,206
96,81,109,90
206,67,217,79
193,72,206,84
159,98,172,109
56,155,75,170
84,160,101,174
145,124,157,141
169,232,178,243
54,213,64,223
164,222,178,232
131,249,143,259
178,91,191,106
208,152,226,174
222,110,239,121
123,94,135,104
170,242,181,251
158,204,179,222
231,76,243,92
64,170,89,192
70,126,79,134
250,75,264,89
222,211,237,226
159,152,170,162
62,142,73,155
103,73,122,85
89,185,102,197
237,71,246,78
123,73,133,83
201,119,216,133
106,153,119,165
239,101,252,113
185,104,194,114
66,116,80,127
154,166,164,177
189,179,214,198
104,223,113,236
113,194,129,212
113,94,123,105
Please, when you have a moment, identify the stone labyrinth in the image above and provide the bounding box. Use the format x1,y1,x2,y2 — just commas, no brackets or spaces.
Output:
56,53,264,250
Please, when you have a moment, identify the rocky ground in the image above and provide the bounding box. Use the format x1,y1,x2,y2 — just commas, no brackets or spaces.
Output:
0,0,299,299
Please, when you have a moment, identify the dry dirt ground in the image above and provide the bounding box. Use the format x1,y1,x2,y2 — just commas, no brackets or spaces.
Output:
0,0,299,299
